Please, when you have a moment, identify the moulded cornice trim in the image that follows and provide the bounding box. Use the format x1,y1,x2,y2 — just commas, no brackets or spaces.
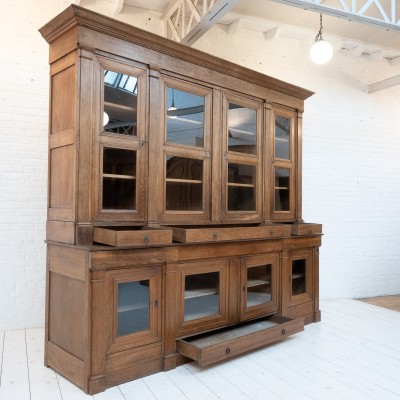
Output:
39,5,314,101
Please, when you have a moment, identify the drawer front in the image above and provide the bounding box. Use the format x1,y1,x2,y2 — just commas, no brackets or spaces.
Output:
291,223,322,236
93,227,172,247
177,315,304,367
170,224,291,243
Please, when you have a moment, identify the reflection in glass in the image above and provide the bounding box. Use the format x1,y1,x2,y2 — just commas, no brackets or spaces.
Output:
184,272,219,321
274,168,290,212
165,156,203,211
247,264,272,307
166,88,205,147
103,148,136,210
228,103,257,155
117,281,149,336
227,163,256,211
292,259,306,296
275,115,290,160
103,69,138,136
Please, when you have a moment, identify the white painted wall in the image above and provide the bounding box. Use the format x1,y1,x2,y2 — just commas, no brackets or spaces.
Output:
1,1,400,330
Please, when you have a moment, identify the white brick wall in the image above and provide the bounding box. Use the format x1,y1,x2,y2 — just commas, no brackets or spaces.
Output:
1,1,399,330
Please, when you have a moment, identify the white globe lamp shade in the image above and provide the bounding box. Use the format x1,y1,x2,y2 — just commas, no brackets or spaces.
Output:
310,39,333,65
103,111,109,126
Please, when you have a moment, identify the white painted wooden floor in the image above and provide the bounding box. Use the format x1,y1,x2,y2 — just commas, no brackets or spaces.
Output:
1,299,400,400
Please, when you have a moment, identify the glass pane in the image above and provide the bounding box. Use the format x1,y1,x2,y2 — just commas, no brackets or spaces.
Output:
103,69,138,136
103,148,136,210
165,156,203,211
117,280,149,336
228,103,257,155
274,168,290,212
292,259,306,296
227,163,256,211
166,88,205,147
275,115,291,160
184,272,219,321
247,264,272,307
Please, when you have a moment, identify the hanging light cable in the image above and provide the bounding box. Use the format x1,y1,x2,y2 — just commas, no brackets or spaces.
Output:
309,14,333,65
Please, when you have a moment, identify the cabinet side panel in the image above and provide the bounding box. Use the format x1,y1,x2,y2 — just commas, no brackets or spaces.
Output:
49,272,86,360
51,64,76,135
48,55,77,226
49,145,74,208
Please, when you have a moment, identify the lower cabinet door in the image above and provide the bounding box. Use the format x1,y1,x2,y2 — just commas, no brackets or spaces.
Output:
107,265,162,353
177,259,230,337
287,249,313,307
240,253,279,321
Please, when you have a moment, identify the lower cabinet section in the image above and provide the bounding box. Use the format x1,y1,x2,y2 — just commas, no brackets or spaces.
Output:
176,315,304,367
45,236,321,394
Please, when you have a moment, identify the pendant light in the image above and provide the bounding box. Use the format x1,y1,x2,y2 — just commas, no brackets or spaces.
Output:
309,14,333,65
168,88,177,118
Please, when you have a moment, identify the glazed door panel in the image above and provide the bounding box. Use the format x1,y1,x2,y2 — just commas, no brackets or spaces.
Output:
93,58,148,222
221,93,263,223
107,265,161,354
158,76,213,223
176,259,229,337
240,253,279,321
286,249,313,308
271,108,296,222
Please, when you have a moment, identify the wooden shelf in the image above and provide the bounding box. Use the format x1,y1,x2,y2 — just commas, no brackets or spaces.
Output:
247,279,270,288
104,101,136,112
185,288,218,299
103,173,136,180
274,187,289,190
227,183,255,188
166,178,202,184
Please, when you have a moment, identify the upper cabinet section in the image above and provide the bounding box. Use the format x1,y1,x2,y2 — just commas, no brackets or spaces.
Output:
40,6,314,243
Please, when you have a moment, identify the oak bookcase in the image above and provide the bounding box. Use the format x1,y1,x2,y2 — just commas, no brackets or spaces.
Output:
40,5,322,394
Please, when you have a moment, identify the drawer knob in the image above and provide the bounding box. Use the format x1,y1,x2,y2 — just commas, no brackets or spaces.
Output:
225,347,231,355
281,329,286,335
212,232,218,240
143,235,150,243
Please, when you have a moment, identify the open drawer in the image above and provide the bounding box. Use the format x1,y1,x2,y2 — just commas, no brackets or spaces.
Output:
93,226,172,247
176,315,304,366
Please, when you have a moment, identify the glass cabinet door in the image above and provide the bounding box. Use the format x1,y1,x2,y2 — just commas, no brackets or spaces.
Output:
222,94,262,222
288,249,313,307
240,254,278,321
160,77,212,222
109,266,161,352
177,260,229,336
271,108,295,221
95,59,147,222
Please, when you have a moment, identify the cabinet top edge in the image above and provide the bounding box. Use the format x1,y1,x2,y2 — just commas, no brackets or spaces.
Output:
39,5,314,101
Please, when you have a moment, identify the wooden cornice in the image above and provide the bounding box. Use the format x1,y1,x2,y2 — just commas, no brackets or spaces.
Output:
39,5,314,101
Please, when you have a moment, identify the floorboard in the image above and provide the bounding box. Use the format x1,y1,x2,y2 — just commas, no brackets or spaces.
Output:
1,299,400,400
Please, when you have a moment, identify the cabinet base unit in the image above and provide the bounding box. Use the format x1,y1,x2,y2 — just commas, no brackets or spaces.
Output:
40,5,323,395
45,235,321,394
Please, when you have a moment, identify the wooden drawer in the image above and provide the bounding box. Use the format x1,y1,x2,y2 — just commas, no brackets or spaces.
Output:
176,315,304,366
93,226,172,247
290,223,322,236
167,224,291,243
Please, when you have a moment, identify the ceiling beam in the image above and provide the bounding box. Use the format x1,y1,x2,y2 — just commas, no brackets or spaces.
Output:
162,0,240,45
113,0,124,14
269,0,400,32
368,75,400,93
